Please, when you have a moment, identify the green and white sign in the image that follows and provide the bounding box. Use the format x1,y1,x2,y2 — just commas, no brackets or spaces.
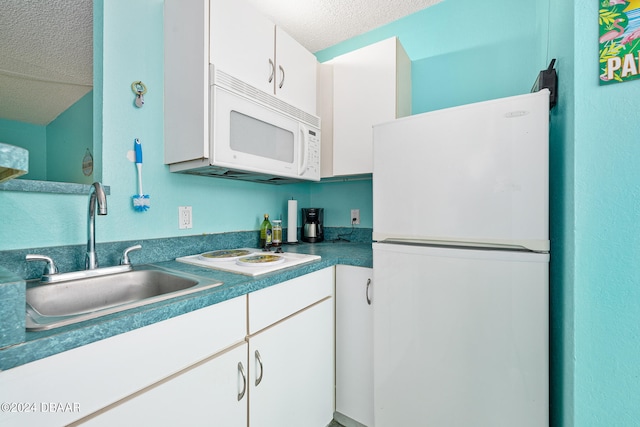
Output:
600,0,640,84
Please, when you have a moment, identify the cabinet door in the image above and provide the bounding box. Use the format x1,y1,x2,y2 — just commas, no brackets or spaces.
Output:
249,298,334,427
82,343,248,427
210,0,275,94
164,0,210,165
335,265,374,427
275,27,318,114
0,296,246,427
331,37,410,176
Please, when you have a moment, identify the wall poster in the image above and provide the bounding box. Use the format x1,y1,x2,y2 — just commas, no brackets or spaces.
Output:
600,0,640,84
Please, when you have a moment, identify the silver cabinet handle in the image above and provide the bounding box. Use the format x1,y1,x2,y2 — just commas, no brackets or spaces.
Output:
237,362,247,401
278,65,285,89
366,278,372,305
268,59,275,83
255,350,263,386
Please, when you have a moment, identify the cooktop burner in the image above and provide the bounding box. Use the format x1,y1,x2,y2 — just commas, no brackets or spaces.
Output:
176,248,321,276
199,249,253,260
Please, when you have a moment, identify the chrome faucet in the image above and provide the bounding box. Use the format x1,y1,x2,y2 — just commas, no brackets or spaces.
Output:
85,182,107,270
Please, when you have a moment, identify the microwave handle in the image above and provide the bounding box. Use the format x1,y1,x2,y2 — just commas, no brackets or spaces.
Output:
299,125,309,176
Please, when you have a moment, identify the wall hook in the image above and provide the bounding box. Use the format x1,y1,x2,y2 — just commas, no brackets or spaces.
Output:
131,81,147,108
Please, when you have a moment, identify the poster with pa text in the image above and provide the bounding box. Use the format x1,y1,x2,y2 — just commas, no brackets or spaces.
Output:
600,0,640,84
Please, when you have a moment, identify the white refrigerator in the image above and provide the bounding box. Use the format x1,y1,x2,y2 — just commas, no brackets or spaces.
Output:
372,90,550,427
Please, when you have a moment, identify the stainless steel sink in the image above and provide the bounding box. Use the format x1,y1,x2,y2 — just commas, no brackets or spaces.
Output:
26,265,223,330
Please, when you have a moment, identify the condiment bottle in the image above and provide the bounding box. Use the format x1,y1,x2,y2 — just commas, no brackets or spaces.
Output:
272,219,282,248
260,214,272,249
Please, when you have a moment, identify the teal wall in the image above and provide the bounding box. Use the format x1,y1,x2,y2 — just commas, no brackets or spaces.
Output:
0,91,93,183
46,91,94,184
547,0,640,425
548,1,575,425
0,119,47,181
572,2,640,426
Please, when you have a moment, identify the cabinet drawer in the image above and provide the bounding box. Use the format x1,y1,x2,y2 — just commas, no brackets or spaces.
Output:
248,267,334,334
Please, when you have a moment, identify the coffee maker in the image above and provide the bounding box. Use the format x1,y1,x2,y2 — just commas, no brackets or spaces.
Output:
301,208,324,243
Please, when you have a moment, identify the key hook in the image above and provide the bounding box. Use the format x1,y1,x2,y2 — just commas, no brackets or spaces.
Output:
131,81,147,95
131,81,147,108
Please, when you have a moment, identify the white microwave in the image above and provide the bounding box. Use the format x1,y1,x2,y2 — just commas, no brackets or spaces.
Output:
168,68,321,183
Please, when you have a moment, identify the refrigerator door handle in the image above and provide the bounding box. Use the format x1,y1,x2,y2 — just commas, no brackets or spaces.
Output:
366,278,372,305
375,238,549,254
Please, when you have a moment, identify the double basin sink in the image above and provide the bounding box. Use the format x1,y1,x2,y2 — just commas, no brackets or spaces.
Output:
26,265,223,331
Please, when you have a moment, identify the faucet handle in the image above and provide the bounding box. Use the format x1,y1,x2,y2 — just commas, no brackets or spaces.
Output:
26,254,59,276
120,244,142,265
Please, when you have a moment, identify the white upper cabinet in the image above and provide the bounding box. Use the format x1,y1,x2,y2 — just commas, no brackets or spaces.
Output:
273,27,318,113
164,0,210,165
210,0,274,95
318,37,412,178
210,0,317,114
164,0,318,166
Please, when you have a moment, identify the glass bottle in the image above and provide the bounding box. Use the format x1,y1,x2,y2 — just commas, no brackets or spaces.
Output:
272,219,282,249
259,214,272,249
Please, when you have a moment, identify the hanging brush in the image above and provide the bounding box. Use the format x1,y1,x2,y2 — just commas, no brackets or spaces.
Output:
132,138,150,211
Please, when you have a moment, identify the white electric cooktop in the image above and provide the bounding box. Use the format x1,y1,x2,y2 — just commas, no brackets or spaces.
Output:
176,248,321,276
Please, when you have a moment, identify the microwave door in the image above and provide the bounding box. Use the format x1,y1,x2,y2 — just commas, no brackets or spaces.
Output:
210,85,320,181
230,111,295,164
212,87,299,176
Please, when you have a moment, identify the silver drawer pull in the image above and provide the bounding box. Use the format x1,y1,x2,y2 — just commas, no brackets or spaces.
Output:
255,350,264,386
237,362,247,401
278,65,285,89
268,59,275,83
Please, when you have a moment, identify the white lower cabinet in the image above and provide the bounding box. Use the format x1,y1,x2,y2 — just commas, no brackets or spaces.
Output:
249,298,334,427
81,342,248,427
87,267,335,427
335,265,374,427
248,267,335,427
0,268,336,427
0,295,247,427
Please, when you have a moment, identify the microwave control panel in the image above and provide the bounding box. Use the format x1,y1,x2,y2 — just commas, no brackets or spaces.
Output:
305,128,321,180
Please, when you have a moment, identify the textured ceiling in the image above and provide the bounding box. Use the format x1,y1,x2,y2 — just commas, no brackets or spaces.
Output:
0,0,93,126
0,0,440,126
248,0,442,53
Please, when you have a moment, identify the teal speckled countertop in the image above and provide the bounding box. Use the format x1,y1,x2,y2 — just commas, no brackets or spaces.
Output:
0,241,371,371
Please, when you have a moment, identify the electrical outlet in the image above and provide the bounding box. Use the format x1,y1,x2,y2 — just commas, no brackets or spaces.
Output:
179,206,193,229
350,209,360,225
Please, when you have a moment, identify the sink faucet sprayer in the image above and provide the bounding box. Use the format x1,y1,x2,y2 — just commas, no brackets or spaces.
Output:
86,182,107,270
